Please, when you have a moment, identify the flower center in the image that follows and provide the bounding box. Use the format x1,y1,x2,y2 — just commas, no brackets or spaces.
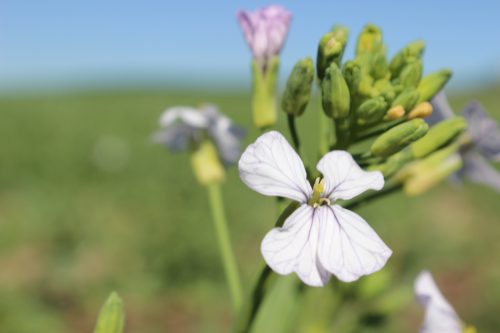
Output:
308,177,331,208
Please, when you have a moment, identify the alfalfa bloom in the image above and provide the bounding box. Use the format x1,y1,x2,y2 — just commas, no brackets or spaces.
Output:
430,92,500,192
238,131,392,286
415,270,475,333
237,5,292,129
153,105,245,184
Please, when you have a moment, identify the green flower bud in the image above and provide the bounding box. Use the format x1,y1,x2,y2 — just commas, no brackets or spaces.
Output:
391,89,420,112
358,73,376,98
402,148,462,196
191,140,225,185
316,26,349,81
343,60,361,93
372,149,413,177
356,96,388,125
370,50,389,80
322,62,350,119
389,40,425,77
93,292,125,333
374,79,396,103
371,119,429,157
416,69,453,103
399,59,423,89
356,24,383,56
410,117,467,158
282,57,315,116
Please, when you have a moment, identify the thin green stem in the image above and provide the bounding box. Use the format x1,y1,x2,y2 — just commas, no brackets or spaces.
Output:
233,202,299,333
207,184,243,311
287,114,300,152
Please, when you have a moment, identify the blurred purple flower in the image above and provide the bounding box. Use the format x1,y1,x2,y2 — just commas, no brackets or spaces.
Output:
430,91,500,192
237,5,292,69
152,105,245,165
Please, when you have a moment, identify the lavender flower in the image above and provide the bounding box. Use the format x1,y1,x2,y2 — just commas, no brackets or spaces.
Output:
430,92,500,192
237,5,292,70
153,105,245,165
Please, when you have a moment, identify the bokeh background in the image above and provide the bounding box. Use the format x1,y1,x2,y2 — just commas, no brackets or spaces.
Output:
1,1,499,332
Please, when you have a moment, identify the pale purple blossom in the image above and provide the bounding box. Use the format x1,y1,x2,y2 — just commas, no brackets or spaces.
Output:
430,92,500,192
237,5,292,69
415,271,463,333
238,131,391,287
153,105,245,165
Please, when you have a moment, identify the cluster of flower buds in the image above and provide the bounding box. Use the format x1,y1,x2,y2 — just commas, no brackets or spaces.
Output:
279,23,482,196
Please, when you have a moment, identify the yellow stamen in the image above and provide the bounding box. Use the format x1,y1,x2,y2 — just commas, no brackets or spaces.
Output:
308,178,330,207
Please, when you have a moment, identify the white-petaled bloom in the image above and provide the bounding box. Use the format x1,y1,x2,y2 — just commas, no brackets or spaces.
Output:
415,270,464,333
238,131,392,287
152,105,245,165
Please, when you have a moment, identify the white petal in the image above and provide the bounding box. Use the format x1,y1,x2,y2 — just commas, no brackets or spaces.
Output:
316,151,384,201
261,205,331,287
317,205,392,282
239,131,312,203
159,107,208,128
415,271,463,333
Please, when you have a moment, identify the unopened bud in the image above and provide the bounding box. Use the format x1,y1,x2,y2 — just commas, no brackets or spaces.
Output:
356,24,383,56
408,102,433,119
356,96,388,125
385,105,405,120
417,69,453,103
322,62,350,119
370,51,389,80
343,60,361,95
391,89,420,112
410,117,467,158
282,57,314,116
93,292,125,333
316,26,349,81
403,151,462,196
191,140,225,185
389,40,425,77
399,59,423,89
371,119,429,157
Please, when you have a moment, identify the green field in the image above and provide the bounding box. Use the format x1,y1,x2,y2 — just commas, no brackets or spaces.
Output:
0,86,499,332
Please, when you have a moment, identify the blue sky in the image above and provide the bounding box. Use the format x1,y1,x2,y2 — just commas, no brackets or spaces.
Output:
1,0,499,92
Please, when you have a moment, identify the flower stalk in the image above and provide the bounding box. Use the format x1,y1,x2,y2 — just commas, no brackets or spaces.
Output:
207,183,243,311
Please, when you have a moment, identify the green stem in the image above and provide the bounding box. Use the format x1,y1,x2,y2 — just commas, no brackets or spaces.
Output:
287,114,300,152
207,184,243,311
233,202,299,333
319,112,331,156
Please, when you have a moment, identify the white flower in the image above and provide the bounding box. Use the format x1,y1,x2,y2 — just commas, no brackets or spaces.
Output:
152,105,245,165
415,270,463,333
238,131,392,287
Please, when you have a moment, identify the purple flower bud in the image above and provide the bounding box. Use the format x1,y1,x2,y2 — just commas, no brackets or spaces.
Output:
237,5,292,69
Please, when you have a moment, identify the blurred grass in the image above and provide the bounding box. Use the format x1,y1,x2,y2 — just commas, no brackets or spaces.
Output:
0,86,499,332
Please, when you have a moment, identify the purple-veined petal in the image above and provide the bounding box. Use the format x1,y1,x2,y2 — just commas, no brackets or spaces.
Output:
236,10,257,49
415,271,463,333
459,151,500,193
317,205,391,282
159,107,208,128
462,102,500,161
261,205,331,287
239,131,312,203
236,5,291,61
427,91,456,126
316,151,384,201
202,105,245,165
